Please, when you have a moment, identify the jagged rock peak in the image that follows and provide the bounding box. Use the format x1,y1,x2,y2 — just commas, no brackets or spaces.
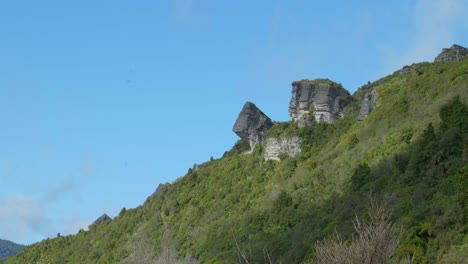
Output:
233,102,274,151
89,213,111,229
357,91,378,121
289,79,351,126
434,44,467,62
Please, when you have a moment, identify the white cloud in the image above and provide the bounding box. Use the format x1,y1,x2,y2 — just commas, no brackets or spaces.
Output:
0,195,51,243
383,0,467,72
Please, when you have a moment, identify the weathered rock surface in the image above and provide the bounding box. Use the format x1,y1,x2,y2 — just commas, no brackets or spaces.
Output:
264,137,302,161
397,63,423,75
434,44,467,62
89,214,111,229
357,91,378,121
152,183,170,197
289,79,351,126
233,102,274,151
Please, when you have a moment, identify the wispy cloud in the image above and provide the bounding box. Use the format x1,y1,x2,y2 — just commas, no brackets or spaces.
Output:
43,177,76,203
65,219,90,235
0,195,52,244
173,0,193,21
0,162,16,182
80,158,95,179
171,0,213,27
382,0,467,72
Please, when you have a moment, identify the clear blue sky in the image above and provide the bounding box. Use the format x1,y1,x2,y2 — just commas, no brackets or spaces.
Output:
0,0,466,245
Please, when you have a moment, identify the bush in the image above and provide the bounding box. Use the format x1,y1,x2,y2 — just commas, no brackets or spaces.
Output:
312,198,399,264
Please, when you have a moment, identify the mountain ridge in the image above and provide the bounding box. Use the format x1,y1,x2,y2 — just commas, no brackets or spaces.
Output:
3,44,467,264
0,239,24,261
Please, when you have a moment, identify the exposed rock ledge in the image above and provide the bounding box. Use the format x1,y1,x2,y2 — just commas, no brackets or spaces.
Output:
434,44,467,62
357,91,378,121
289,79,351,126
264,136,302,161
89,214,111,229
233,102,274,151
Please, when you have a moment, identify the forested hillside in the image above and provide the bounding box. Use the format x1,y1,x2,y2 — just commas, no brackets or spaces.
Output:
3,54,467,263
0,239,24,261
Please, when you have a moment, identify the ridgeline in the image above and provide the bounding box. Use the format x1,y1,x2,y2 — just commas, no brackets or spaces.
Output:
3,45,467,264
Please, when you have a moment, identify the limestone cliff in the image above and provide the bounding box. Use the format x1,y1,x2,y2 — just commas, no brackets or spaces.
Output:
264,137,301,161
233,102,274,151
357,91,378,121
434,44,467,62
289,79,351,126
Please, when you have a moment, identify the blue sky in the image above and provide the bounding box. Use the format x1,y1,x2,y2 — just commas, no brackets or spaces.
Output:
0,0,466,245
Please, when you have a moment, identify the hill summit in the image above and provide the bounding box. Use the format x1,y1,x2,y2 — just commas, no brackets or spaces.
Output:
3,44,468,264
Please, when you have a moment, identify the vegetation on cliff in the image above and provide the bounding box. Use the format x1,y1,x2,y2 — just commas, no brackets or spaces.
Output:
3,57,467,263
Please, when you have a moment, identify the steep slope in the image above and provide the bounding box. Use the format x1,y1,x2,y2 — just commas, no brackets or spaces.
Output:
3,50,467,264
0,239,24,261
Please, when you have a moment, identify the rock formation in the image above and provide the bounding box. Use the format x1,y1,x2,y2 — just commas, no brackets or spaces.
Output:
397,63,423,75
89,214,111,229
434,44,467,62
289,79,351,126
357,91,378,121
264,137,302,161
152,183,170,197
233,102,274,151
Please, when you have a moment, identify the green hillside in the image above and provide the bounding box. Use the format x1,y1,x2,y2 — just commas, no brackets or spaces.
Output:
3,56,467,263
0,239,24,261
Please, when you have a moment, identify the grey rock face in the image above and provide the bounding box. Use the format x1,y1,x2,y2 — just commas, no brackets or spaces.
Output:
358,91,378,121
89,214,111,229
264,137,302,161
153,183,170,197
233,102,274,151
434,44,467,62
397,63,422,75
289,79,351,126
193,160,210,171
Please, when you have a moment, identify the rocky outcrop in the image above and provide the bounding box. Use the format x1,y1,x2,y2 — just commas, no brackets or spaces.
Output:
289,79,351,126
357,91,378,121
152,183,170,197
397,63,423,75
434,44,467,62
233,102,274,151
264,137,301,161
193,160,211,171
89,214,111,229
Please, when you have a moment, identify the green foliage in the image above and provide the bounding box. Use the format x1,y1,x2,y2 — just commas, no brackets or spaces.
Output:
4,56,468,264
350,163,371,192
440,95,468,133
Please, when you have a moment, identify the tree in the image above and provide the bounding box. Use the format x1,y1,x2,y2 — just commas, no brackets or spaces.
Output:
439,95,468,133
312,198,399,264
126,227,198,264
350,163,371,192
